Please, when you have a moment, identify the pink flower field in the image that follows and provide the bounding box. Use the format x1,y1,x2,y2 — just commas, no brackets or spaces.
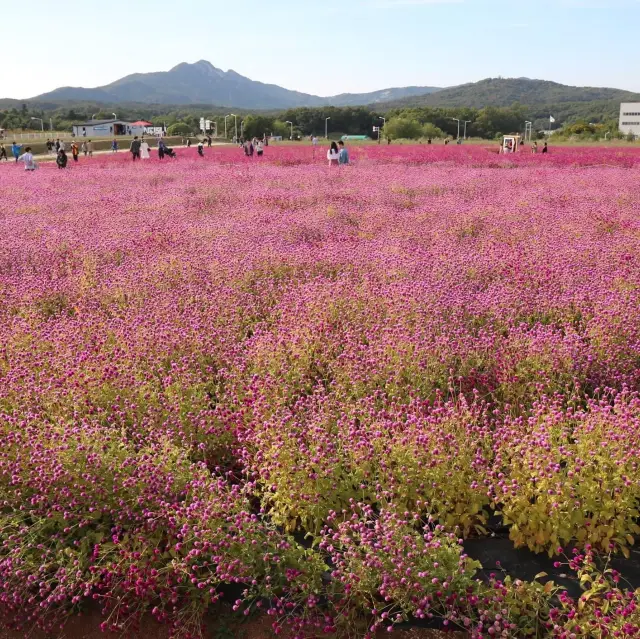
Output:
1,145,640,637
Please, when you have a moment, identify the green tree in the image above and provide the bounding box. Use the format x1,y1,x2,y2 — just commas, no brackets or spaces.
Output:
242,115,275,139
167,122,192,136
271,120,290,138
422,123,445,139
385,117,423,140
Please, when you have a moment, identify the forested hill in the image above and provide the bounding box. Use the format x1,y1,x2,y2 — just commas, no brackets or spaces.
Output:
377,77,640,109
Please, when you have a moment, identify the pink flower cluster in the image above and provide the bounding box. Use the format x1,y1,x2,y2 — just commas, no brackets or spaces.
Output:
0,145,639,636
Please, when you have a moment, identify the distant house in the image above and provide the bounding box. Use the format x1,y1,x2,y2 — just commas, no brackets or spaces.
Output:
619,103,640,138
71,119,146,138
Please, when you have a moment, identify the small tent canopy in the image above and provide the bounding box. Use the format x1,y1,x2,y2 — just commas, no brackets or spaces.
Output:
130,120,153,127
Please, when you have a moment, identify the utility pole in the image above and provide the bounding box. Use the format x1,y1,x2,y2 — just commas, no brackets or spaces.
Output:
231,114,238,141
450,117,461,139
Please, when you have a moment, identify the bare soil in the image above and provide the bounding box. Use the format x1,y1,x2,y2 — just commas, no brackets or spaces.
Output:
0,610,465,639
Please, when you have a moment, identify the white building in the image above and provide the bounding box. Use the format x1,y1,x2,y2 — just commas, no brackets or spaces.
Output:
71,119,146,138
619,103,640,137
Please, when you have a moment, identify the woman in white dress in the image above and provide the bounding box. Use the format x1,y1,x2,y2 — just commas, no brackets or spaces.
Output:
140,139,150,160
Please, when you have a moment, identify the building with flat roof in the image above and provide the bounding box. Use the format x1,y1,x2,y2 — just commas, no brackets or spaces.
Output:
71,119,146,138
619,103,640,137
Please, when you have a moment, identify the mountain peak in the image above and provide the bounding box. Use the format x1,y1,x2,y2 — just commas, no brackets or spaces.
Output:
27,61,442,108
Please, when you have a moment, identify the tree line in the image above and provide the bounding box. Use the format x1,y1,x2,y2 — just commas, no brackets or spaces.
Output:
0,102,625,141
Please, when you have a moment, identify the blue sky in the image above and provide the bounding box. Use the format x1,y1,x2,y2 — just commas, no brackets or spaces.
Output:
4,0,640,98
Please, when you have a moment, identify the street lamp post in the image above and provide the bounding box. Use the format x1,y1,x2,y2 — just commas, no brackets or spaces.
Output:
286,120,293,140
112,113,117,120
231,114,238,141
325,117,330,139
450,117,461,139
30,117,44,132
463,120,471,139
524,121,532,141
379,116,386,143
240,120,245,139
224,114,230,139
91,113,98,120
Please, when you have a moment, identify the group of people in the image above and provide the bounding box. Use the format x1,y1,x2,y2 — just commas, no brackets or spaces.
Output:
130,136,176,160
241,137,265,157
327,140,350,165
0,142,39,169
0,141,28,162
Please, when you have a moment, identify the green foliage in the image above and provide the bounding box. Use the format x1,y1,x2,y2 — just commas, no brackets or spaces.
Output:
496,410,640,556
384,116,424,140
421,122,444,138
279,106,380,137
167,121,192,136
271,119,290,138
242,114,275,139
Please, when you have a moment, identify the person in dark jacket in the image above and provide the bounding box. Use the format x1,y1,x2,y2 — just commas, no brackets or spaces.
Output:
56,148,68,169
130,136,142,161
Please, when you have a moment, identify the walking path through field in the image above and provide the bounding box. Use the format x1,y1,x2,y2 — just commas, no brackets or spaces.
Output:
23,142,232,164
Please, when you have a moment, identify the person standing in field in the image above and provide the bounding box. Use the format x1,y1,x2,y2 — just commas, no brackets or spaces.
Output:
11,141,21,163
111,139,118,153
71,141,79,162
20,147,37,171
55,139,60,152
46,139,54,155
81,141,87,156
0,143,8,161
256,140,263,157
531,141,538,154
197,140,204,157
327,141,339,166
140,139,150,159
86,140,94,157
59,139,66,152
338,140,349,165
542,142,548,154
130,136,141,161
158,139,165,160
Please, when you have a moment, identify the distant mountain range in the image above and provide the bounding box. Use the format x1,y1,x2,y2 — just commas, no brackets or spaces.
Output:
379,77,640,109
24,60,442,109
3,66,637,116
